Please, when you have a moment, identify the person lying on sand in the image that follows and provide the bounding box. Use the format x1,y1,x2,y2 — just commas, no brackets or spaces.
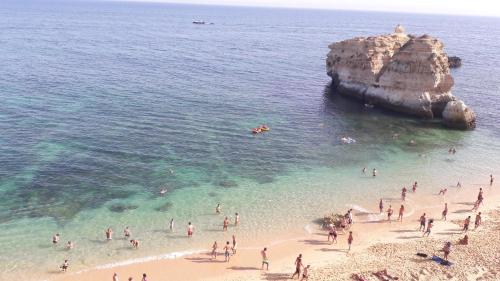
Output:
458,234,468,245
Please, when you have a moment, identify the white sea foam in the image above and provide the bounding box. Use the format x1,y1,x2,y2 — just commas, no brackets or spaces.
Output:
93,249,205,270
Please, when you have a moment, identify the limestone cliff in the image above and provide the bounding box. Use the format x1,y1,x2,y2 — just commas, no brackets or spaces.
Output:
326,25,475,129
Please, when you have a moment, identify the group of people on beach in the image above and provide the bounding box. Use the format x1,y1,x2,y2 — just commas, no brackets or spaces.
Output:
112,272,148,281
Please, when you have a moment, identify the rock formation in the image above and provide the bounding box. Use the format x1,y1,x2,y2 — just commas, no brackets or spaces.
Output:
447,56,462,68
326,25,475,129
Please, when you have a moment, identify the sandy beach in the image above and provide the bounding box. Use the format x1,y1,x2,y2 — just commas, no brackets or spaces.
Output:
50,174,498,281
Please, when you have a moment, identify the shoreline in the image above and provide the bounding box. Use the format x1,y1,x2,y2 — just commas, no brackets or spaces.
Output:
49,173,498,281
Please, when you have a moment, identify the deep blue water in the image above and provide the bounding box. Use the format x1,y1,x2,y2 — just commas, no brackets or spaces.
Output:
0,1,500,279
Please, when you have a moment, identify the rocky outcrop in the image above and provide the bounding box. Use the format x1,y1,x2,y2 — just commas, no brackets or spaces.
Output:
326,25,475,129
442,100,476,129
447,56,462,68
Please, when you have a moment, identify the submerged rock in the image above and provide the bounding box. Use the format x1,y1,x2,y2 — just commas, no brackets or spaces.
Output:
442,100,476,129
326,25,475,129
447,56,462,68
109,203,138,213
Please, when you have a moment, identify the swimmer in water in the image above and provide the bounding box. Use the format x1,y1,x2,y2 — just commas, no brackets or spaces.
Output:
106,228,113,240
159,187,167,195
52,233,60,244
66,241,74,250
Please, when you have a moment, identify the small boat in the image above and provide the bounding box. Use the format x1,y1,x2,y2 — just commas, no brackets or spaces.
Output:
192,21,206,25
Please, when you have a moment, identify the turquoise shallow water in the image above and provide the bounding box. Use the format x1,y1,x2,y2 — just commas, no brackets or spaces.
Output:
0,1,500,280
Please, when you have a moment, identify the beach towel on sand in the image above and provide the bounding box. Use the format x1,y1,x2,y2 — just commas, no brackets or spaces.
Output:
431,255,453,266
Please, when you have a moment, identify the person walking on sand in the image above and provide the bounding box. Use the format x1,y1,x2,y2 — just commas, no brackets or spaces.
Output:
419,213,427,231
397,205,404,222
291,254,303,279
379,199,384,214
347,231,353,251
106,228,113,240
234,212,240,226
412,181,417,193
261,247,269,270
438,188,447,195
457,181,462,188
187,222,194,237
328,224,337,244
211,241,218,259
477,188,483,202
141,273,147,281
301,265,310,281
223,217,229,231
216,203,222,214
169,218,174,232
490,174,494,186
442,203,448,220
232,234,237,254
443,241,452,261
124,226,131,239
474,212,482,229
423,219,433,237
52,233,60,244
113,272,119,281
387,205,393,222
223,241,231,262
463,216,471,232
401,187,407,201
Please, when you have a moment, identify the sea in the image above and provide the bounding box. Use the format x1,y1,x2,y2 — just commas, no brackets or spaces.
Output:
0,1,499,280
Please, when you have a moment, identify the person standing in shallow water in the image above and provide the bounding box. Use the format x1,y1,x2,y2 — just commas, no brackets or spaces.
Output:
106,228,113,240
216,203,221,214
234,212,240,226
490,174,494,186
387,205,393,222
52,233,60,244
169,218,174,232
223,217,229,231
187,222,194,237
397,205,404,222
372,168,377,177
379,199,384,214
223,241,231,262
